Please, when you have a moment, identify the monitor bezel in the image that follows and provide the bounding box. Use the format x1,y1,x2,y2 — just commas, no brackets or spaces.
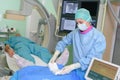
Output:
85,58,120,80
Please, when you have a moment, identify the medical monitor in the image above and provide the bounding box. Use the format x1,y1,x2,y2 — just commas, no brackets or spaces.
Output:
79,0,100,27
60,18,76,31
59,1,78,33
80,1,99,17
62,1,78,14
85,58,120,80
58,0,100,35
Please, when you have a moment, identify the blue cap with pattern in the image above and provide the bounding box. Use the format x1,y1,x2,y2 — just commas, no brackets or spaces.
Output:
75,8,92,22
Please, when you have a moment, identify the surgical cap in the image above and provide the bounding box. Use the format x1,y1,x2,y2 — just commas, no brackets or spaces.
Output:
75,8,92,22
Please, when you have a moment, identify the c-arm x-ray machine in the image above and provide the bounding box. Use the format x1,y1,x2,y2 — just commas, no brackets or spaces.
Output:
5,0,59,53
4,0,120,55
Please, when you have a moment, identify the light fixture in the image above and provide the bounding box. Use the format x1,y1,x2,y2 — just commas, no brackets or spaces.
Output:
4,10,25,20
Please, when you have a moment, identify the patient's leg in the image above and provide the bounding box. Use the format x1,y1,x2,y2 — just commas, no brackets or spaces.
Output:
5,45,14,57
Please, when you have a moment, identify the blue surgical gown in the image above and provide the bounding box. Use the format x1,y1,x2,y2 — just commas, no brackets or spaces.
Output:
55,27,106,79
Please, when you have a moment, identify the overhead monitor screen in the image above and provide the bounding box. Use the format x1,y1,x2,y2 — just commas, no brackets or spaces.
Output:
60,18,76,31
81,1,99,17
63,1,78,14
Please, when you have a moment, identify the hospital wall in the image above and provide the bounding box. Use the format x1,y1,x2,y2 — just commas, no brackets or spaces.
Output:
0,0,56,37
0,0,26,36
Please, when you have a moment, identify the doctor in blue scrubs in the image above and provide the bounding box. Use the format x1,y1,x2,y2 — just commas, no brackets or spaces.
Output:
49,8,106,80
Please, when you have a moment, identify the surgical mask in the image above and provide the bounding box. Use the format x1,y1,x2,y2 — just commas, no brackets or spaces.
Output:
77,23,88,31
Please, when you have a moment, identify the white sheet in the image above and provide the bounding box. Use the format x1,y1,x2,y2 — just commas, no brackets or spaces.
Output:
5,52,47,72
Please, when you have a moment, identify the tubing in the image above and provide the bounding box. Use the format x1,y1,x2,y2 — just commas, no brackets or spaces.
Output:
101,0,107,32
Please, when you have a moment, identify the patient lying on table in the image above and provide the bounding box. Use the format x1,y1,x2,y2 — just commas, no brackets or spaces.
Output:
4,34,79,80
5,45,69,69
4,34,52,65
5,45,48,68
5,46,79,80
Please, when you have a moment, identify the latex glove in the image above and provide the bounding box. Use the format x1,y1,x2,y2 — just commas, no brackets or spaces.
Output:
48,62,60,74
49,50,60,63
56,63,81,75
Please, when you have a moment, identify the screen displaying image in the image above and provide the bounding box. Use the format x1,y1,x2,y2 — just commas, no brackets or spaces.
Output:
60,18,76,31
88,59,119,80
63,1,78,14
81,1,99,16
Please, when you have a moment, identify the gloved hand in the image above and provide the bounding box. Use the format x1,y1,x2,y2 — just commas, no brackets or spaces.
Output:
49,50,60,63
48,62,60,74
56,63,81,75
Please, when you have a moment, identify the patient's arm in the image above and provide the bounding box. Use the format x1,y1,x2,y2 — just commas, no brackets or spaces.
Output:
5,44,34,68
5,44,14,57
13,54,34,68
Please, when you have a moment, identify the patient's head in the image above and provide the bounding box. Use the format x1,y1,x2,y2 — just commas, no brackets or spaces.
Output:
15,33,21,36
